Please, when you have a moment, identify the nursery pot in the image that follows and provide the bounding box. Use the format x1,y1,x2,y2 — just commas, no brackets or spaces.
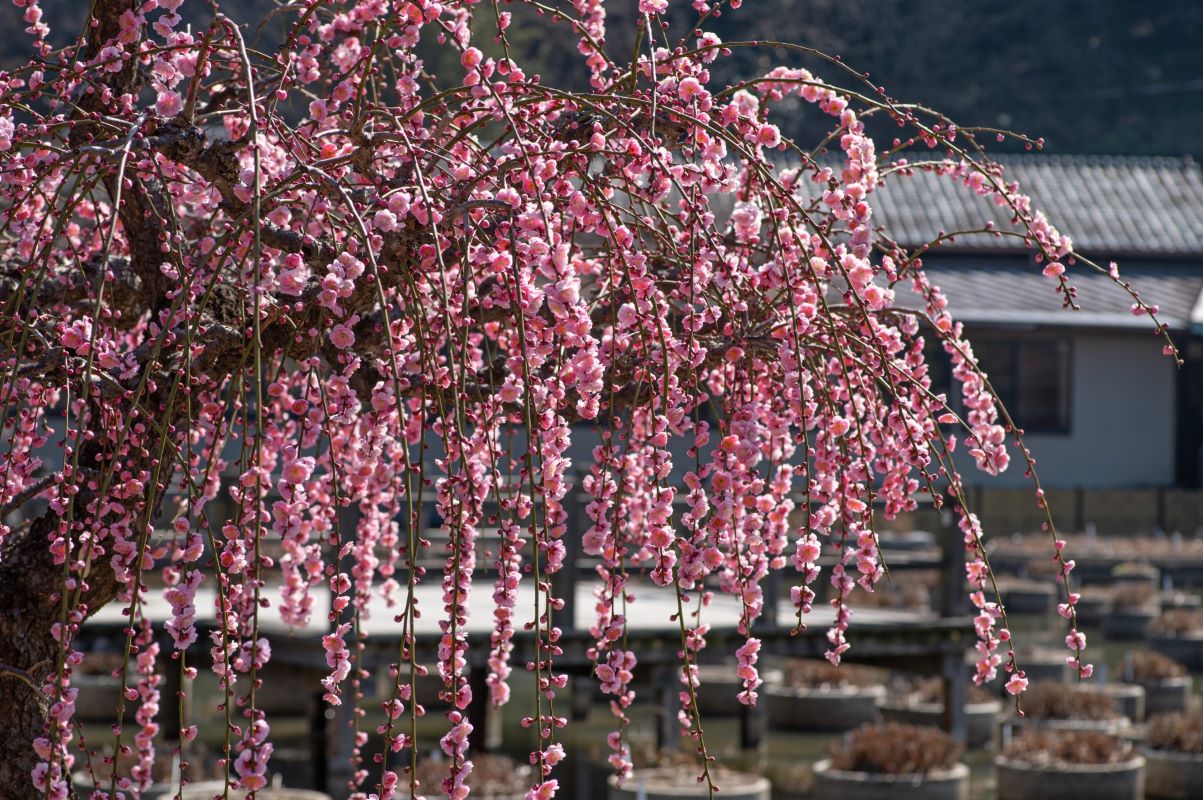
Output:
812,760,969,800
1149,633,1203,670
1160,592,1202,612
877,699,1002,749
1137,676,1194,718
692,665,784,716
1143,748,1203,799
994,753,1145,800
999,583,1055,615
1102,683,1146,724
607,768,770,800
766,684,886,731
178,783,331,800
1102,607,1158,641
72,774,177,800
1071,593,1112,626
1004,715,1133,741
983,651,1070,694
1113,564,1160,588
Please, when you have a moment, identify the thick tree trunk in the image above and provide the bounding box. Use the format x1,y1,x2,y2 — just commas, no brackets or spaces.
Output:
0,512,120,798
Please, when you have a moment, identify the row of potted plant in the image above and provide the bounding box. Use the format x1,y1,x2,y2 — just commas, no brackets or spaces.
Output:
809,712,1203,800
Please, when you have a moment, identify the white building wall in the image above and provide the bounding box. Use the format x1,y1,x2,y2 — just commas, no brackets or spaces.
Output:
962,331,1177,489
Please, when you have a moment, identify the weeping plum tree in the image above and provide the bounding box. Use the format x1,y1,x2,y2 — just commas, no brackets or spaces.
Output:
0,0,1176,798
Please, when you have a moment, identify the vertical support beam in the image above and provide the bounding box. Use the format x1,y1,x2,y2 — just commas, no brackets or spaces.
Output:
738,697,765,752
759,569,780,629
938,505,966,620
161,651,183,746
939,504,968,745
467,662,501,751
324,503,362,799
553,470,585,634
162,651,194,777
327,688,357,799
940,652,969,745
654,665,681,751
570,673,593,722
309,690,329,794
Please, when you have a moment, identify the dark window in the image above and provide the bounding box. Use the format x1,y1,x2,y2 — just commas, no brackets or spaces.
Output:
972,339,1072,434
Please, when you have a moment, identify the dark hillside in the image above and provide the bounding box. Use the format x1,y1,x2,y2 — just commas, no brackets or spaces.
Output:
3,0,1197,156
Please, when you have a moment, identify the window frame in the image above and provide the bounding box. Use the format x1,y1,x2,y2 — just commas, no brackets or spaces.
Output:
974,336,1073,436
926,331,1074,437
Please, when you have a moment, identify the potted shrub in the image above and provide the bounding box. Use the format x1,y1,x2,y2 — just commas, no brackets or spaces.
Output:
1071,586,1114,627
180,785,330,800
74,754,176,800
412,753,531,800
1113,561,1160,588
1005,682,1131,735
766,660,886,731
1149,610,1203,669
1144,710,1203,798
981,648,1069,693
74,746,220,800
812,722,968,800
1103,583,1159,641
1123,651,1193,718
878,677,1002,748
995,576,1055,616
995,730,1145,800
609,751,770,800
1160,591,1202,613
692,663,784,716
1101,682,1147,726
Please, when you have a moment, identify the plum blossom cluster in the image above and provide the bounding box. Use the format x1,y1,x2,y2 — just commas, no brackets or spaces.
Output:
0,0,1175,799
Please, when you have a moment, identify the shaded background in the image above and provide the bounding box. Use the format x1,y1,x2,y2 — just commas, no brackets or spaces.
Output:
2,0,1201,157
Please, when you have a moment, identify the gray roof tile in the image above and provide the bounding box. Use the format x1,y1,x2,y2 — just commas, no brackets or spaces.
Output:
872,154,1203,257
909,257,1203,331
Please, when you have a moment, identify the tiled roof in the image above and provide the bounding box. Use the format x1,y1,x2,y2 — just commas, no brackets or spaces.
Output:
909,257,1203,331
872,155,1203,257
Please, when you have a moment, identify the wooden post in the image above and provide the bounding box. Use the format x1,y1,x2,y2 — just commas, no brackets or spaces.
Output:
467,663,501,752
939,506,968,744
654,665,681,751
758,569,780,629
938,505,966,619
325,685,358,799
161,653,194,770
940,652,969,744
553,470,585,634
309,690,329,793
738,697,765,751
570,674,593,721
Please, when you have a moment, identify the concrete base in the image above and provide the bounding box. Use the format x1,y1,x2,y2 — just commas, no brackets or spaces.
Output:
1144,749,1203,799
1149,635,1203,670
607,769,770,800
1102,608,1158,641
812,760,968,800
766,684,885,731
1138,677,1194,718
878,700,1002,749
995,755,1145,800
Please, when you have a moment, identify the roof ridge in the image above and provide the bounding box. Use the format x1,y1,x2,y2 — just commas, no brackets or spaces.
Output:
770,152,1202,175
989,152,1199,171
